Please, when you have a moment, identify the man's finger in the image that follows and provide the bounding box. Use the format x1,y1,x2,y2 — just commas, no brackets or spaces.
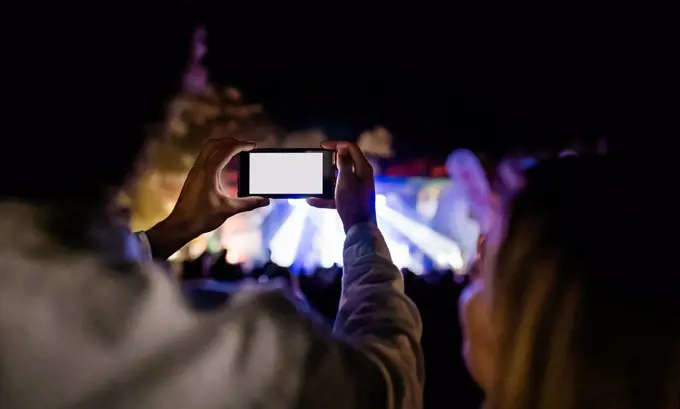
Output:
212,139,256,170
198,135,253,165
336,146,354,180
225,196,270,214
195,135,235,165
320,140,349,150
306,198,336,209
345,143,373,178
208,140,256,191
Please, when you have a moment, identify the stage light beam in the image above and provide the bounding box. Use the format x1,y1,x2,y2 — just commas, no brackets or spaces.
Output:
269,203,310,267
376,200,465,272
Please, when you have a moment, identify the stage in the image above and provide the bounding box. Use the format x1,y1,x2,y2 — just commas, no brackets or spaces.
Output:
172,176,482,276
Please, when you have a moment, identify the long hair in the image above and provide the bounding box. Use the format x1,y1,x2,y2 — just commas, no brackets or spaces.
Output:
487,157,679,409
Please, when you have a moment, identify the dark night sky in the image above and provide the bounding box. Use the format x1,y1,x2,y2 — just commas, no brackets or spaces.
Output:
203,8,627,158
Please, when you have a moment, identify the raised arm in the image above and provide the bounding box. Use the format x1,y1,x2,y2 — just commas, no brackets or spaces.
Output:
305,141,425,409
337,222,424,409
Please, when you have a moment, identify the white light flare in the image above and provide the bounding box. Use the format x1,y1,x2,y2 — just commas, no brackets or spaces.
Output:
376,194,465,273
317,209,345,268
269,202,310,267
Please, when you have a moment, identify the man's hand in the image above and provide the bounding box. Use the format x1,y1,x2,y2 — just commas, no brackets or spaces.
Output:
146,137,269,259
307,141,376,232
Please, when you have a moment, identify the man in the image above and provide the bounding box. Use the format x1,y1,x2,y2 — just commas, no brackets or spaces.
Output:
0,7,423,409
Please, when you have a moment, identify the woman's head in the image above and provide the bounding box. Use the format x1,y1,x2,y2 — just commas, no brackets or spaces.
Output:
486,157,679,409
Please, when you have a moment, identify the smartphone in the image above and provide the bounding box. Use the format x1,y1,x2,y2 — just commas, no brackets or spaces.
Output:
237,148,336,199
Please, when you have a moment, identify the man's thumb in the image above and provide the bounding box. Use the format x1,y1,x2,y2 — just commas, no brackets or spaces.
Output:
230,197,270,213
337,146,353,178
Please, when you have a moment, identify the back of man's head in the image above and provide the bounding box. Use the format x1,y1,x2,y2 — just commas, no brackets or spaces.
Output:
3,4,196,205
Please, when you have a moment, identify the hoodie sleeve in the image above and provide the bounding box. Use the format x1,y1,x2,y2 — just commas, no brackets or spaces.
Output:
296,222,425,409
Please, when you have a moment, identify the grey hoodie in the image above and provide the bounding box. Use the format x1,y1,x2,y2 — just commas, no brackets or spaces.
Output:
0,202,424,409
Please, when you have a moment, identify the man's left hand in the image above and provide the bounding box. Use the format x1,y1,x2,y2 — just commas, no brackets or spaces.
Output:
146,137,269,259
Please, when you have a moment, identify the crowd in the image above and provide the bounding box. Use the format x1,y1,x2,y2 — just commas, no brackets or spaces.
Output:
2,5,677,409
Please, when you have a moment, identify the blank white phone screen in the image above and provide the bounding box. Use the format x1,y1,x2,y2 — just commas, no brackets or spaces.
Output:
249,152,324,195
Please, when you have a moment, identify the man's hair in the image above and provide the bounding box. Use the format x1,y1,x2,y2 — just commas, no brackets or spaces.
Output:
2,5,195,205
488,157,679,409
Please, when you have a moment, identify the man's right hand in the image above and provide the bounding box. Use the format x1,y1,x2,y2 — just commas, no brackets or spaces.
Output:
307,141,377,233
